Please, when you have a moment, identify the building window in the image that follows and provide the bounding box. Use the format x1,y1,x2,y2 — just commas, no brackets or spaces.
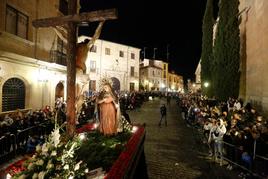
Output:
164,73,166,79
105,48,111,55
164,64,166,70
51,38,66,66
2,78,25,112
131,53,135,59
119,50,124,57
130,66,135,77
152,70,155,76
130,53,135,59
130,82,135,91
6,5,28,39
90,45,97,53
90,61,96,72
89,80,96,91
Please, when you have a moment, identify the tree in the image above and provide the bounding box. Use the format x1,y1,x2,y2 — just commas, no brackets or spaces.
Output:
213,0,240,101
201,0,214,97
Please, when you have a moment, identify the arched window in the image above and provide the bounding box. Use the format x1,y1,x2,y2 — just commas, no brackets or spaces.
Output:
2,78,25,111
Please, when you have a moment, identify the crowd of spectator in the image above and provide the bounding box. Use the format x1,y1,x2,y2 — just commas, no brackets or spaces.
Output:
178,93,268,177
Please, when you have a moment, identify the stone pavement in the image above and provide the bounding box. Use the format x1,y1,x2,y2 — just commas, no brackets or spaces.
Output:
129,97,238,179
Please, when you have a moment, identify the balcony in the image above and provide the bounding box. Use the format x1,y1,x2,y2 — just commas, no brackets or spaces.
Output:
51,50,66,66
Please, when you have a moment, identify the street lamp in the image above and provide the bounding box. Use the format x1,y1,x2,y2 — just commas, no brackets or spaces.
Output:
204,82,209,88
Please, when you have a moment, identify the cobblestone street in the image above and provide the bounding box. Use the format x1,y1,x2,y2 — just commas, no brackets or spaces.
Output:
129,97,237,179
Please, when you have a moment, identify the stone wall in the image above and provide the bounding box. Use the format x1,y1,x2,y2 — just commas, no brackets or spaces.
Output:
239,0,268,113
0,51,66,112
0,0,61,62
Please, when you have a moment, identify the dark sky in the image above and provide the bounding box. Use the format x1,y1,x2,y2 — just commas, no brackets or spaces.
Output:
79,0,211,81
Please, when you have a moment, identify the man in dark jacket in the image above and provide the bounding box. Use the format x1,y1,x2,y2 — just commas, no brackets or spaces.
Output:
159,104,167,127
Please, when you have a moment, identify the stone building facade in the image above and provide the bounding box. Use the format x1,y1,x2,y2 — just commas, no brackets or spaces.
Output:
78,36,140,92
140,59,162,91
239,0,268,113
168,71,184,93
0,0,68,112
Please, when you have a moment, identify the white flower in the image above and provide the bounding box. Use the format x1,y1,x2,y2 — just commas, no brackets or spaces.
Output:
32,173,38,179
51,150,57,156
41,143,48,155
38,171,46,179
51,128,60,147
68,176,74,179
46,163,54,170
35,145,41,153
36,159,44,166
74,161,82,171
85,168,89,173
63,164,69,170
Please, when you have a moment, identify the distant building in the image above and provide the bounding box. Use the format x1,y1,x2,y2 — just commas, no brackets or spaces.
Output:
140,59,163,91
162,62,169,92
194,60,201,91
168,71,184,93
78,36,141,92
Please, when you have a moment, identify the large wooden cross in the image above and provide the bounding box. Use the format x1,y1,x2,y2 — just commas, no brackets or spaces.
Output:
32,0,117,137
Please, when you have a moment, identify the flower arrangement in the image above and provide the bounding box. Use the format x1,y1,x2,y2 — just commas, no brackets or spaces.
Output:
11,128,88,179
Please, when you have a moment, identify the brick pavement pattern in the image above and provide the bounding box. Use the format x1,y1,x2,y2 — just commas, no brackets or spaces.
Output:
129,98,237,179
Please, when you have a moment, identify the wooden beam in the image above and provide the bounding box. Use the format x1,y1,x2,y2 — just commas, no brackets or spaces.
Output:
33,9,117,28
66,0,77,138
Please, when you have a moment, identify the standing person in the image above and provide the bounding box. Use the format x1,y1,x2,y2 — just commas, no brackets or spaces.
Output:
167,94,171,105
159,104,167,127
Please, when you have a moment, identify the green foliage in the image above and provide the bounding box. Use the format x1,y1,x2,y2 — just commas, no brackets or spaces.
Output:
213,0,240,101
201,0,214,97
77,131,132,171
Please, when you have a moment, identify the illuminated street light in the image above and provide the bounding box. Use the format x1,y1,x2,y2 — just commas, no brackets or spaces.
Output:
204,82,209,88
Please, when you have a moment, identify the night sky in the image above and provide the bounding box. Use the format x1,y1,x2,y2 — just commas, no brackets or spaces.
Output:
79,0,216,81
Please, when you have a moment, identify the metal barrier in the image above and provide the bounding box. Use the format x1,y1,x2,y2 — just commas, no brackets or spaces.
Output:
0,122,53,165
213,140,268,178
0,134,16,162
0,108,32,118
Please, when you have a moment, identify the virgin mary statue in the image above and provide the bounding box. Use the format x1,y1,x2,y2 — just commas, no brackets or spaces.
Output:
96,78,121,135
